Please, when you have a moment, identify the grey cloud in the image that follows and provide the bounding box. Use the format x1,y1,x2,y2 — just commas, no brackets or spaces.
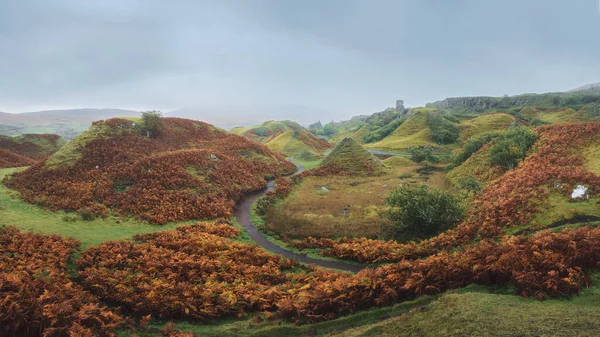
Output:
0,0,599,121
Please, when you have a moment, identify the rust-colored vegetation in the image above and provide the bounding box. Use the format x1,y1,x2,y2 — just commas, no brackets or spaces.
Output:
4,117,296,224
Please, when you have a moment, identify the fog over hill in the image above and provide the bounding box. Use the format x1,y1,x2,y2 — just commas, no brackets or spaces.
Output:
568,82,600,94
167,104,334,130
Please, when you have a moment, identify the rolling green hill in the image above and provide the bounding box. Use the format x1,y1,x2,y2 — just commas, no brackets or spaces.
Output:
232,120,332,161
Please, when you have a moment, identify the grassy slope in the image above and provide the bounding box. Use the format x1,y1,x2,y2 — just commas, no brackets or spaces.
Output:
367,109,432,152
517,141,600,230
332,284,600,337
515,192,600,233
45,121,114,167
446,143,505,187
327,119,369,145
235,121,331,160
266,129,329,161
0,167,195,248
533,108,598,124
456,113,514,143
329,124,369,145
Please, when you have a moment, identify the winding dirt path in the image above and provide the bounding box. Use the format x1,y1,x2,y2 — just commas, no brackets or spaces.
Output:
234,160,366,273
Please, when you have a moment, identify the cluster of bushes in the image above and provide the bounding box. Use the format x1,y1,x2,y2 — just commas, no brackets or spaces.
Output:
427,112,459,144
409,146,437,164
383,185,465,241
489,127,538,169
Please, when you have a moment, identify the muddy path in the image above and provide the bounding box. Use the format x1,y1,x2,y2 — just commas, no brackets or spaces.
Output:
234,160,366,273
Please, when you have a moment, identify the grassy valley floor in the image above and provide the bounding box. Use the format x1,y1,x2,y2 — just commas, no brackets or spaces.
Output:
265,161,453,239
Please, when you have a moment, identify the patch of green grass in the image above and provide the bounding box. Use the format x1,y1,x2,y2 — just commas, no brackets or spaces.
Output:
457,113,514,143
382,156,415,168
517,191,600,232
294,158,322,170
332,288,600,337
533,108,590,124
583,143,600,174
0,167,197,248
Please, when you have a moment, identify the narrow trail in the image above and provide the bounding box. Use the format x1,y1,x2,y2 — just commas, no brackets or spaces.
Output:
234,160,366,273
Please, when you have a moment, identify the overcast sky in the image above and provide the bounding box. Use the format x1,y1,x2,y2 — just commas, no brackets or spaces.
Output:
1,0,599,121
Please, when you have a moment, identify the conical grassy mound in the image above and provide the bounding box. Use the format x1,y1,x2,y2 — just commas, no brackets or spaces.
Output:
320,137,385,176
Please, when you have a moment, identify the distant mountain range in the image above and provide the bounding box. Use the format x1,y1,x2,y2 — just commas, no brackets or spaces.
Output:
1,82,597,140
0,109,139,139
0,105,332,139
167,104,333,130
568,82,600,94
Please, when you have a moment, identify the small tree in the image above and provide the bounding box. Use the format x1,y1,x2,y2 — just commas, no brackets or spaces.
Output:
140,110,164,138
383,185,464,240
409,146,437,164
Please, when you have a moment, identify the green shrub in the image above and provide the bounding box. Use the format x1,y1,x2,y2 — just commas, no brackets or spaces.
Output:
78,208,96,221
489,127,538,169
409,146,437,164
427,112,459,144
140,111,164,138
383,185,464,240
456,176,482,194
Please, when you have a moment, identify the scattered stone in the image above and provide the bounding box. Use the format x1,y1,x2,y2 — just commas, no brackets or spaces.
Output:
321,186,329,192
571,185,589,200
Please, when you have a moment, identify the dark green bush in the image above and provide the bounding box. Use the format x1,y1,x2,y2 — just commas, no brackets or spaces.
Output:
409,146,437,164
456,176,483,194
78,208,96,221
383,185,464,240
427,112,459,144
140,111,164,138
489,127,538,169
